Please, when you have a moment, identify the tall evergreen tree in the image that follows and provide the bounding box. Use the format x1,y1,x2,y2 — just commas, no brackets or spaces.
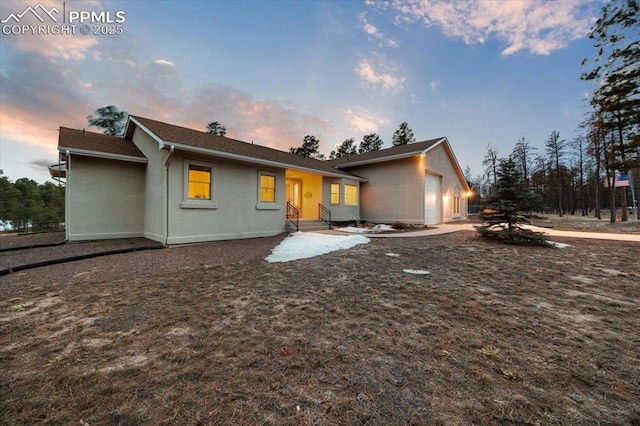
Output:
330,138,357,159
582,0,640,221
358,133,383,153
545,130,566,216
206,121,227,136
289,135,324,159
87,105,128,136
392,122,416,146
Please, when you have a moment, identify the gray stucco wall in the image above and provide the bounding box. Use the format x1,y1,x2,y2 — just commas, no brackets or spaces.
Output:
346,156,426,224
165,153,287,244
67,156,145,240
339,144,468,224
131,128,168,243
322,177,361,222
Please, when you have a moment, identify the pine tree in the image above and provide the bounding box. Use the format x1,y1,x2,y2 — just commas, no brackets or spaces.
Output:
206,121,227,136
392,122,416,146
330,138,357,159
87,106,128,136
582,0,640,222
358,133,383,153
476,157,548,245
289,135,324,159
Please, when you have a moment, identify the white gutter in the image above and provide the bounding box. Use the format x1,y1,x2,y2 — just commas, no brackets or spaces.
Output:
58,146,148,164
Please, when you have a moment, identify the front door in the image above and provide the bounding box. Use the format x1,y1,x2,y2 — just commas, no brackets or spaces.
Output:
285,179,302,211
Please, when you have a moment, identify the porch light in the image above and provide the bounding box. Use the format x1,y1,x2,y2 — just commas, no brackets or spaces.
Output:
465,191,474,198
443,195,450,203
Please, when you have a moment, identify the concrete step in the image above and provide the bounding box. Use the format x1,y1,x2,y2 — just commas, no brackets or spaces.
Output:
286,220,330,232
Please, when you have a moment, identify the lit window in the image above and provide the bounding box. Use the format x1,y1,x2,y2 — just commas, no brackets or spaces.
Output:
260,174,276,202
453,185,461,215
330,183,340,205
344,184,358,206
188,164,211,200
453,196,461,215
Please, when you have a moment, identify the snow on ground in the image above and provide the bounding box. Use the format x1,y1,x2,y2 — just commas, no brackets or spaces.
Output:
549,241,571,249
265,232,370,263
338,224,395,234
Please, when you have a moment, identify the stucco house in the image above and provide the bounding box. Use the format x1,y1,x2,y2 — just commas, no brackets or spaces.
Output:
54,115,470,245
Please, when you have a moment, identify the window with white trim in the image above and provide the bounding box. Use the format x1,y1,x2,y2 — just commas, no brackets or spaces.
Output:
330,183,340,205
344,184,358,206
259,173,276,203
182,160,217,209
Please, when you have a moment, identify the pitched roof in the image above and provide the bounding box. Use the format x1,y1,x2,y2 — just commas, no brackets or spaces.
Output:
58,127,146,161
128,115,360,179
328,138,444,168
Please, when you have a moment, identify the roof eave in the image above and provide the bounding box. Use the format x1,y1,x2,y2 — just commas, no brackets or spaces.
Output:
58,146,148,164
333,150,425,169
128,116,165,148
167,141,366,181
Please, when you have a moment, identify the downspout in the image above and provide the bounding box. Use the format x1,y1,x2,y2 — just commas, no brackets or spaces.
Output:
164,145,175,247
65,150,71,241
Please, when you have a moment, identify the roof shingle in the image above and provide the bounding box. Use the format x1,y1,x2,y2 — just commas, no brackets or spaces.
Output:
129,115,356,177
328,138,443,167
58,127,145,159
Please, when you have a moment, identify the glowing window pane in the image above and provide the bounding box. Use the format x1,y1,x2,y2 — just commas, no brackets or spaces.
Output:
188,165,211,200
330,183,340,205
344,184,358,206
260,175,275,202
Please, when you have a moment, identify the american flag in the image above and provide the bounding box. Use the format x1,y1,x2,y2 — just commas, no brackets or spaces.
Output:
604,174,630,188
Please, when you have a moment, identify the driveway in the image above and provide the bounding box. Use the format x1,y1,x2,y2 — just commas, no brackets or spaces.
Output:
331,223,640,243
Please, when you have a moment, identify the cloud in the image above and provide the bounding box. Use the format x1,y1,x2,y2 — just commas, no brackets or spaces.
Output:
356,56,405,92
154,59,175,66
430,80,440,91
340,107,389,134
377,0,596,55
0,35,334,158
359,12,399,49
363,23,378,35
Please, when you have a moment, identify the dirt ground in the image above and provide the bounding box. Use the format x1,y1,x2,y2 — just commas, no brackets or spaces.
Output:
1,230,639,425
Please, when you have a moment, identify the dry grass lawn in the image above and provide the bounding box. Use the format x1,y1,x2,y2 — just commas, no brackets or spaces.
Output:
1,230,639,425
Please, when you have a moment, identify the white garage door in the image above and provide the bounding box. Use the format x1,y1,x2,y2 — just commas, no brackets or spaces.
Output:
424,174,441,225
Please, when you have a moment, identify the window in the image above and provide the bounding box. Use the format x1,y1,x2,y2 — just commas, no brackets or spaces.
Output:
260,174,276,202
453,185,461,215
182,160,217,209
344,184,358,206
188,164,211,200
330,183,340,205
453,196,461,215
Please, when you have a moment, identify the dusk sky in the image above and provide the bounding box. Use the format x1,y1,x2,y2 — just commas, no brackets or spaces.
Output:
1,0,603,184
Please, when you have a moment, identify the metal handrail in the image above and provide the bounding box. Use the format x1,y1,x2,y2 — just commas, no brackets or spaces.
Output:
318,203,332,229
286,201,299,232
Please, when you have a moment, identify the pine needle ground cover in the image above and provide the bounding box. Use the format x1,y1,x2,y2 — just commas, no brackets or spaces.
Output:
1,232,639,425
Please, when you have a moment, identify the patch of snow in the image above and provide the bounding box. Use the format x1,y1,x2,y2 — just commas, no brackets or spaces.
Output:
403,269,431,276
549,241,571,249
265,232,370,263
385,253,400,257
339,224,395,234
